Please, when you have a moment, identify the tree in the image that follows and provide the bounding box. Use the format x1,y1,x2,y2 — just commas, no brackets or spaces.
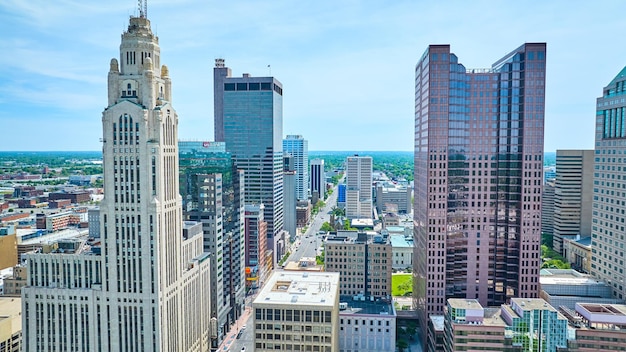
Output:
331,206,344,217
320,222,333,232
396,339,408,352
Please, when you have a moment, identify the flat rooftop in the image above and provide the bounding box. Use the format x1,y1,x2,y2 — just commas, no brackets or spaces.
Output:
390,234,413,248
429,315,445,331
253,271,339,307
576,303,626,325
511,298,558,312
18,228,89,245
0,296,22,334
448,298,484,310
339,296,395,316
540,269,606,286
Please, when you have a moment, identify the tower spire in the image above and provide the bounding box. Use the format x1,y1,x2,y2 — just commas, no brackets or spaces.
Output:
138,0,147,18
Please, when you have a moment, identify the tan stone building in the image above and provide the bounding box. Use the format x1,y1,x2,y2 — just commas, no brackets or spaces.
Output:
2,266,26,296
252,271,340,352
0,296,21,352
0,231,17,271
325,232,392,298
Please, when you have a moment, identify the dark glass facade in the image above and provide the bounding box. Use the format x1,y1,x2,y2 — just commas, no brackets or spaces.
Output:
413,44,546,331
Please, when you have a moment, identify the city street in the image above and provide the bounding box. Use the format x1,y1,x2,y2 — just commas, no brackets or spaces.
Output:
288,183,339,263
222,180,342,351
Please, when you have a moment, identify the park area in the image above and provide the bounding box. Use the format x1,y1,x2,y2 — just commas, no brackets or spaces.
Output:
392,273,413,297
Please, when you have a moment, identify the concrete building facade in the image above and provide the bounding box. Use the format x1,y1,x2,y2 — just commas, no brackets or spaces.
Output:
552,149,594,254
252,271,340,352
283,164,297,241
591,66,626,300
325,232,392,298
22,13,211,351
283,135,309,201
375,183,411,214
541,181,555,236
413,44,546,332
338,298,396,352
345,156,373,220
0,297,21,352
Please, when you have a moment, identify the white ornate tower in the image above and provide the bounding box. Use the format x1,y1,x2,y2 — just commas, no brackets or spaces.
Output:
22,10,211,352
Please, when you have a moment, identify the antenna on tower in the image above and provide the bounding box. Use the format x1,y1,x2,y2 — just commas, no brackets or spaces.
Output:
138,0,147,18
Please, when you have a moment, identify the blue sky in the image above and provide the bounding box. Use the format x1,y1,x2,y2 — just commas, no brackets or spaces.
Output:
1,0,625,152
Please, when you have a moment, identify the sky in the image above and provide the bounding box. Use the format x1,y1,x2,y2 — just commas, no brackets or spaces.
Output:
1,0,625,152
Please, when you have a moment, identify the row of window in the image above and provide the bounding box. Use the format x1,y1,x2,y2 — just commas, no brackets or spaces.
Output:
224,82,283,95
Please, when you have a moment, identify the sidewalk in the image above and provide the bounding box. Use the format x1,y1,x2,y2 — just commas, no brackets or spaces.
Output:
217,307,252,352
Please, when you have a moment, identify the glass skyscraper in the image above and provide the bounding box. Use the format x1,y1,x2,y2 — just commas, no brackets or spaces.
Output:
178,141,245,349
214,60,286,263
413,43,546,331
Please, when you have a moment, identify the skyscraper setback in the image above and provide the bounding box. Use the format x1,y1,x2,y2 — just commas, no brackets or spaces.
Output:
213,60,286,263
23,11,211,351
591,66,626,300
413,43,546,329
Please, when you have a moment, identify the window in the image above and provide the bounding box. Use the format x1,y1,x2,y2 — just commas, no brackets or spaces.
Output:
224,83,235,91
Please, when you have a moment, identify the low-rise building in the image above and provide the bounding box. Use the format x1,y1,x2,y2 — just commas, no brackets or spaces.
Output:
283,257,323,272
48,190,90,204
296,200,311,228
252,271,340,352
540,269,622,310
563,237,591,274
566,303,626,351
338,296,396,352
389,234,413,270
442,298,568,352
1,265,26,296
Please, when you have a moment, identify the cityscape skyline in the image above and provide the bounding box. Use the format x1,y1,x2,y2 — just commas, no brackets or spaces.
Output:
2,0,626,152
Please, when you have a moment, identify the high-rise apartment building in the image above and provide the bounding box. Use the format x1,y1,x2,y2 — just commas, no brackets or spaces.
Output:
413,43,547,330
345,155,373,219
324,232,392,298
178,140,245,349
553,149,594,254
592,66,626,300
22,11,211,351
310,159,325,202
214,60,286,263
283,135,309,201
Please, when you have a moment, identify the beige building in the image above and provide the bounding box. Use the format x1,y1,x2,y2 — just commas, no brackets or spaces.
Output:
253,271,340,352
325,232,392,298
0,297,21,352
0,232,17,271
2,266,26,296
553,150,594,255
22,12,211,352
563,236,592,274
